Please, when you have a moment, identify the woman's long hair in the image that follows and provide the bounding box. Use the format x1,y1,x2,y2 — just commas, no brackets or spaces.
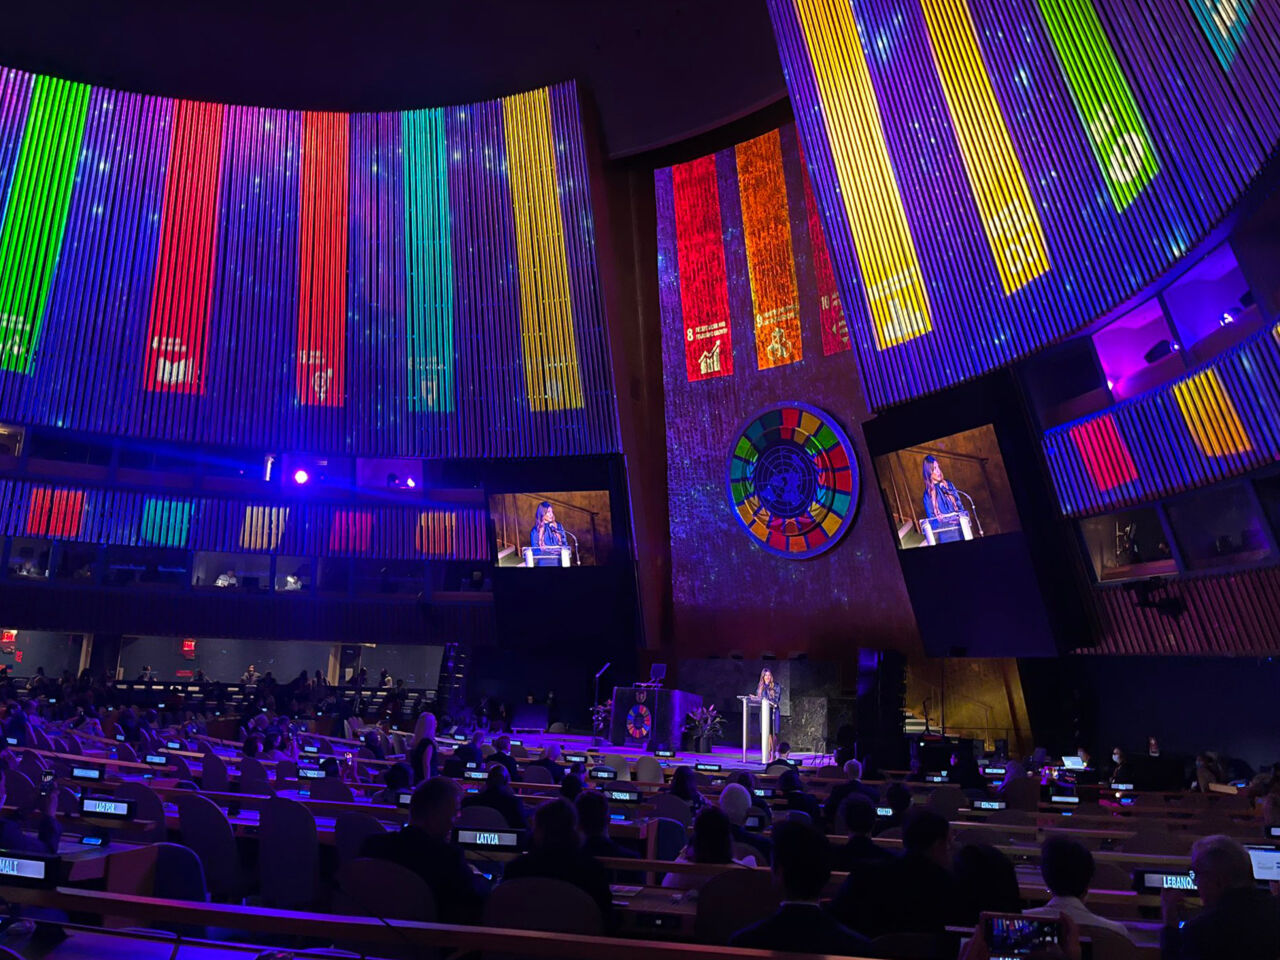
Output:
532,500,563,548
922,455,959,515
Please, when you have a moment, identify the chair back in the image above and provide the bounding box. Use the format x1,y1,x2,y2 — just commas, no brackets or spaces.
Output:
926,785,967,819
114,782,168,842
62,734,83,755
634,756,664,784
1078,924,1140,960
200,751,229,792
30,727,53,752
521,764,554,784
1091,860,1132,891
18,751,46,785
312,777,355,803
870,932,952,959
153,843,210,902
480,743,496,758
817,764,842,778
652,817,688,861
275,759,299,782
168,754,193,780
548,722,568,733
694,867,779,943
260,797,319,908
334,859,436,921
115,742,137,762
483,877,603,935
602,755,631,781
999,777,1040,812
1124,827,1192,856
56,785,78,816
239,757,272,795
764,763,791,777
1,769,37,812
651,793,693,828
176,793,242,902
785,810,812,825
334,813,386,865
457,804,509,830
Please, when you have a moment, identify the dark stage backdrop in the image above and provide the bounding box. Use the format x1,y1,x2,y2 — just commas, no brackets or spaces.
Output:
4,630,81,677
655,123,918,660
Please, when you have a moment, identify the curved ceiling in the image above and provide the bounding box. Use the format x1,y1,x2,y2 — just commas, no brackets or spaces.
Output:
0,0,787,158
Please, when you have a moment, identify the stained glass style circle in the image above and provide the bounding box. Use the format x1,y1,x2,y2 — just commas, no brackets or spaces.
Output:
626,704,652,740
727,404,859,559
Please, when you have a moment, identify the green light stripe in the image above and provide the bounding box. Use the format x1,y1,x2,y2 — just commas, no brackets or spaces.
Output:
1037,0,1160,212
0,74,90,372
403,108,455,413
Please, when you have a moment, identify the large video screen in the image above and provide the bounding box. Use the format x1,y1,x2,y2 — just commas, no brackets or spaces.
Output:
489,491,614,567
873,425,1020,549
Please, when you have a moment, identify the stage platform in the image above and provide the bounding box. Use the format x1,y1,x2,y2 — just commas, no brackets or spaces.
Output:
486,730,833,772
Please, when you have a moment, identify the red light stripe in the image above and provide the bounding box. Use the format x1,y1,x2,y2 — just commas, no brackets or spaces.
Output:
297,111,349,407
1069,415,1138,491
144,100,226,394
672,155,734,382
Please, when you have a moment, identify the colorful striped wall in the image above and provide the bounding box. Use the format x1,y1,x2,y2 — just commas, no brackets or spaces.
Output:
0,480,488,560
1043,323,1280,516
766,0,1280,409
0,67,615,458
655,123,850,384
1088,565,1280,655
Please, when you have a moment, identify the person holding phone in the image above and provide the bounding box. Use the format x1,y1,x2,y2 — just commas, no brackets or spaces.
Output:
0,769,61,854
956,912,1080,960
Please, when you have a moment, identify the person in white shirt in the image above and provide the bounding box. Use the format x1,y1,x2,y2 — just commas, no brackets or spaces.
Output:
1023,836,1135,943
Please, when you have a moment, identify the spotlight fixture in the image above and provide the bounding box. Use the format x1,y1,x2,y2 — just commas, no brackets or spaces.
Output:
292,468,310,485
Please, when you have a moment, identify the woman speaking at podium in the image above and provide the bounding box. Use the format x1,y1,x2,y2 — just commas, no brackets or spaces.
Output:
755,667,781,762
529,501,568,566
921,455,964,544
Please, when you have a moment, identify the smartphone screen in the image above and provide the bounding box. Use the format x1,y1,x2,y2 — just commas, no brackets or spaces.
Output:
984,915,1062,958
39,770,55,796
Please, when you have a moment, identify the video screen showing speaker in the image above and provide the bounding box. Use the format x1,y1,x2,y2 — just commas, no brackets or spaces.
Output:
489,491,613,567
873,425,1019,550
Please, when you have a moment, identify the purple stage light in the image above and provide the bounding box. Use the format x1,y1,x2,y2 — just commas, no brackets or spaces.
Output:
292,468,310,485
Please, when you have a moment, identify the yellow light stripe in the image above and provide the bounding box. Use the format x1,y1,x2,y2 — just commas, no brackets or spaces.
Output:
239,506,288,551
1173,369,1251,458
919,0,1051,295
502,88,584,411
793,0,932,350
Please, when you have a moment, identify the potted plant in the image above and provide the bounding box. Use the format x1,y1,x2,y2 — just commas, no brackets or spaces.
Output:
683,705,725,754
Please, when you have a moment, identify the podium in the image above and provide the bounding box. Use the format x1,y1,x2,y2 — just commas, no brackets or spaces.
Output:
609,686,701,751
738,695,775,764
920,511,973,545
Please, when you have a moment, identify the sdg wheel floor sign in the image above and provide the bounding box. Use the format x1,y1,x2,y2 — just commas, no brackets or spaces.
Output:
727,403,859,558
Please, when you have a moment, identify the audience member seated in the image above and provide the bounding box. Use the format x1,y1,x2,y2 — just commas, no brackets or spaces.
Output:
719,782,772,862
823,758,880,827
661,805,756,891
875,781,912,835
772,741,801,771
373,762,414,805
953,843,1021,923
487,735,520,783
359,777,486,923
830,794,892,873
529,742,565,783
830,807,965,938
502,798,614,926
559,772,585,802
1161,835,1280,959
0,771,60,853
462,765,528,829
665,765,706,814
949,751,989,792
576,790,638,860
777,768,822,822
730,820,871,955
444,731,485,775
1024,837,1135,943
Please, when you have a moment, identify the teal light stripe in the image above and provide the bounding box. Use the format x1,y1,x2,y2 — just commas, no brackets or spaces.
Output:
0,74,90,372
1037,0,1160,212
140,498,192,549
1186,0,1256,70
402,108,455,413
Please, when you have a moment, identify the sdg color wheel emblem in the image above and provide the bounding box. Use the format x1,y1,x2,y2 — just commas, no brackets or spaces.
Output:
727,404,859,558
626,704,652,740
